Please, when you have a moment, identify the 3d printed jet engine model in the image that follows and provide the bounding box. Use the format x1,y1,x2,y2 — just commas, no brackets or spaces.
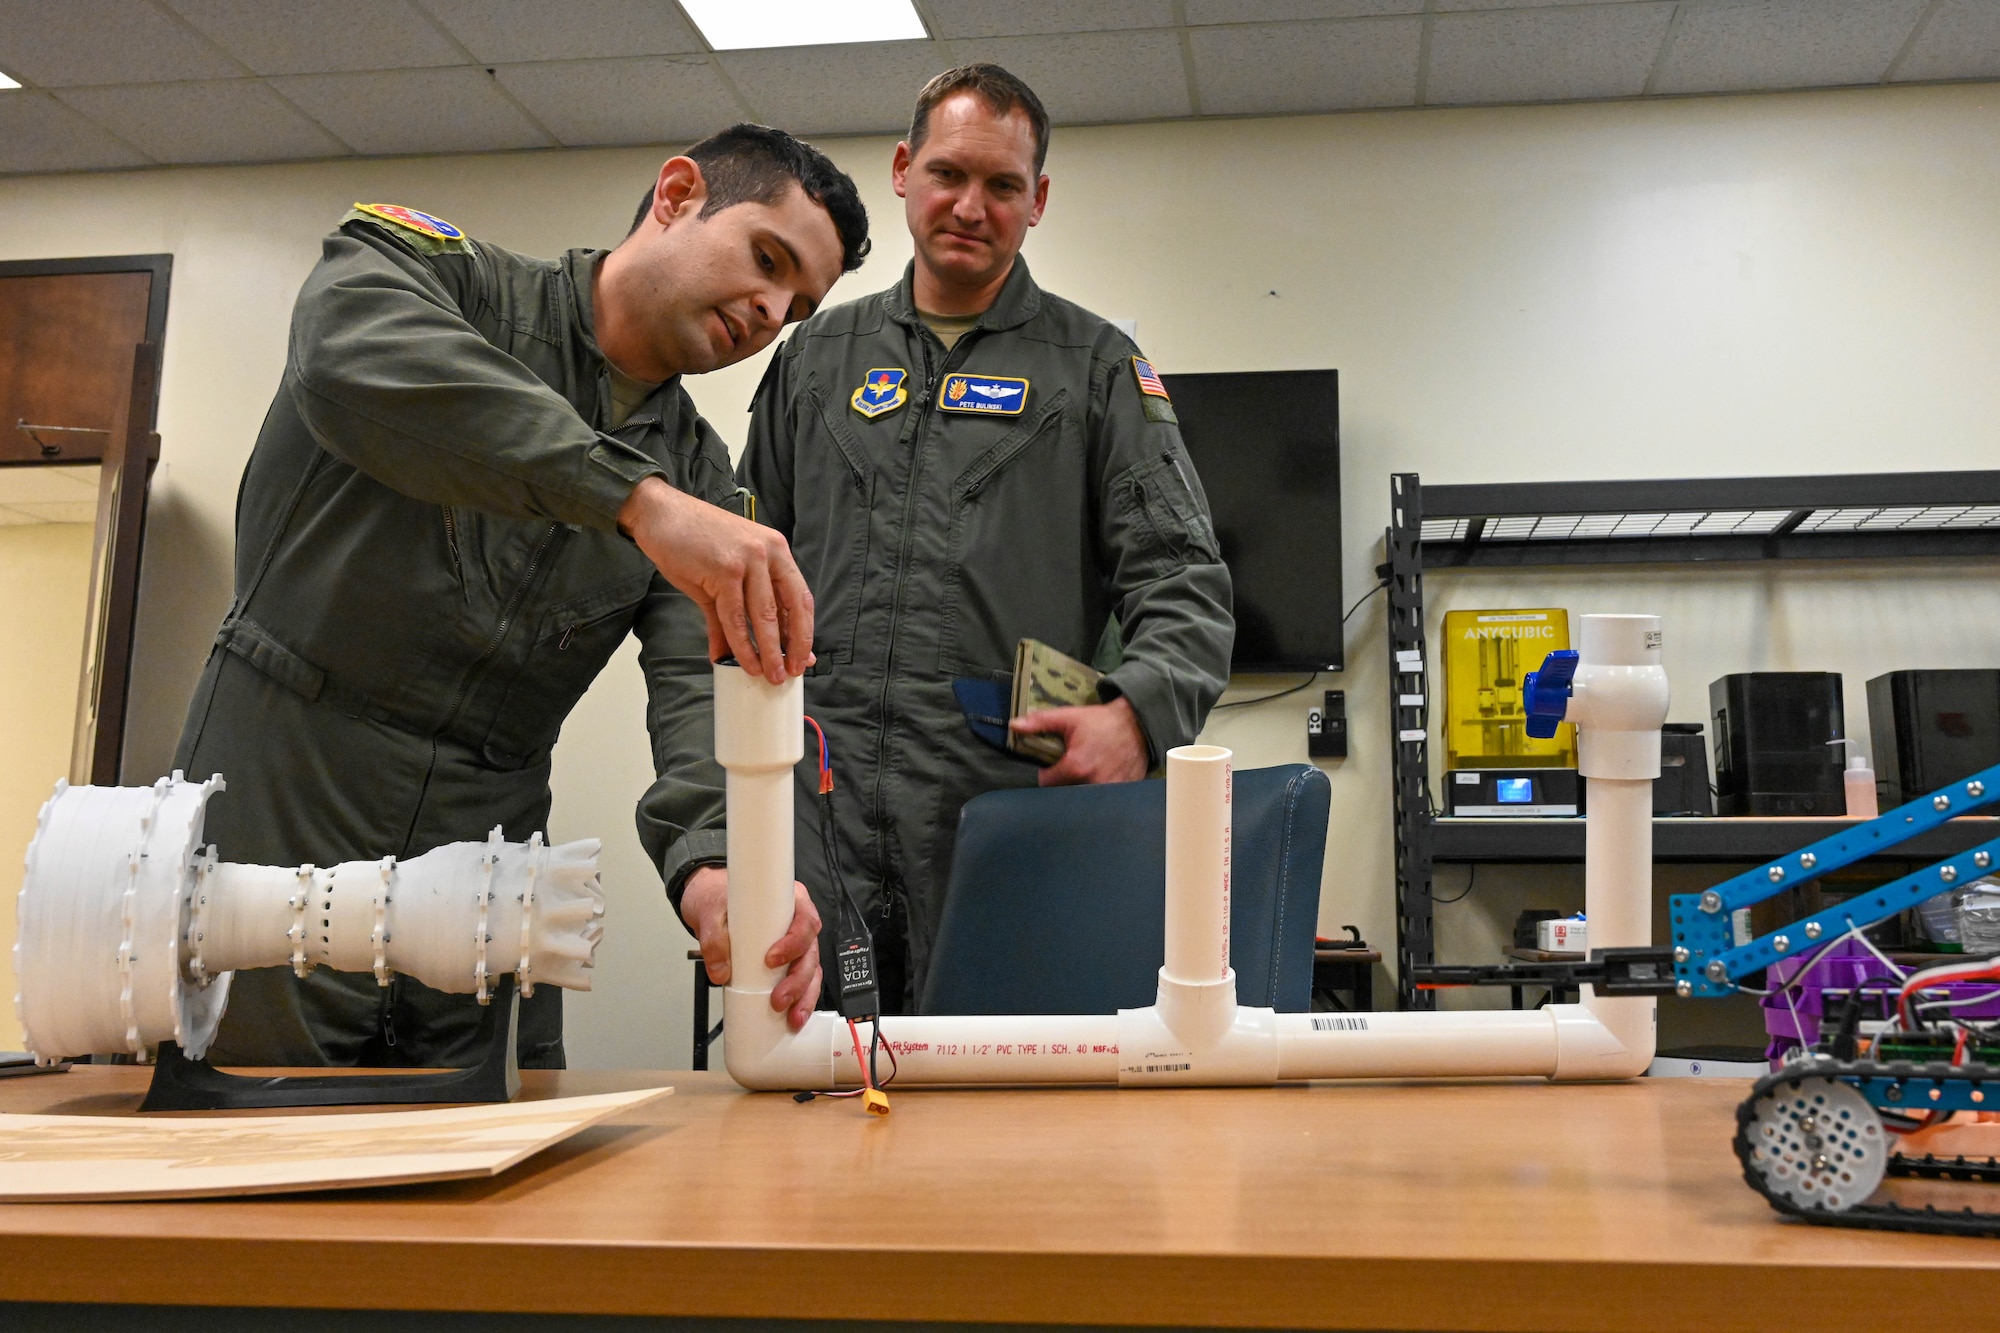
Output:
14,773,605,1064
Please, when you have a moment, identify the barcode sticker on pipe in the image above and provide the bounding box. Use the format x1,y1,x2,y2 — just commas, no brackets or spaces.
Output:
1398,729,1427,742
1399,694,1425,707
1311,1016,1369,1032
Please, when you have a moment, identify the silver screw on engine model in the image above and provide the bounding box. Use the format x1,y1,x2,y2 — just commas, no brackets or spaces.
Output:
1970,780,1986,798
1768,866,1785,883
1942,866,1959,883
1774,935,1791,953
1801,852,1817,870
1673,946,1689,963
1706,960,1728,982
1700,890,1723,913
1805,922,1822,940
1936,794,1953,811
1676,979,1692,997
1978,851,1993,869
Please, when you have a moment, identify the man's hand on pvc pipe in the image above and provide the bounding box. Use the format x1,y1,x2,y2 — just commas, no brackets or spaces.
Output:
1012,697,1150,787
618,477,814,684
680,866,823,1030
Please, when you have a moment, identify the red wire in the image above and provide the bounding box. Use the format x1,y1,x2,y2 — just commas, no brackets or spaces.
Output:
847,1018,874,1092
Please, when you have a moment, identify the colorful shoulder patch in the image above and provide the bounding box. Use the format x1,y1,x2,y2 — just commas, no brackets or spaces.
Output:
851,367,909,419
344,203,471,255
937,372,1030,416
1130,356,1177,424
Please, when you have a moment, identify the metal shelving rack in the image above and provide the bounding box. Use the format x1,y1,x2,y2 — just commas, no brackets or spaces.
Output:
1386,469,2000,1010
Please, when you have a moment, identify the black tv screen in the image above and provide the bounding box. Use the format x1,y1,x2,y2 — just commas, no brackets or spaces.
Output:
1160,369,1342,673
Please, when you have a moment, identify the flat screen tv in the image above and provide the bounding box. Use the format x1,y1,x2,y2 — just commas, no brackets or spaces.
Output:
1159,369,1342,673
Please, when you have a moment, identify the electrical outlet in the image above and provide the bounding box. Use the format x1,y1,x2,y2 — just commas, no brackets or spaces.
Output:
1309,690,1347,759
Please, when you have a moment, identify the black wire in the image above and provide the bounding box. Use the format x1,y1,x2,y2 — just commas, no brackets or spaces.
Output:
1210,583,1389,712
1213,672,1317,709
1429,864,1476,904
1343,579,1389,625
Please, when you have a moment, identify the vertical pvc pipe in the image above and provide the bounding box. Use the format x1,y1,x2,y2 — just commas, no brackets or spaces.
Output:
1163,744,1232,986
712,667,804,994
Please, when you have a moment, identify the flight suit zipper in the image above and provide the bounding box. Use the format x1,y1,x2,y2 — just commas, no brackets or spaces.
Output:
397,521,566,857
870,324,973,885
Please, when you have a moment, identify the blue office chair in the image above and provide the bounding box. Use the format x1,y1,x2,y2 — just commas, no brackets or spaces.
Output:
919,764,1331,1016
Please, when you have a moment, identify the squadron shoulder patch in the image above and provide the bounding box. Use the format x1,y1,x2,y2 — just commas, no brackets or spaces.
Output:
345,203,471,255
937,373,1029,416
1130,356,1177,424
851,367,908,419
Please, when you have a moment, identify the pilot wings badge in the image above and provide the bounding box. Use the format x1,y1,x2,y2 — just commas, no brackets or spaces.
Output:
851,368,909,419
937,373,1030,416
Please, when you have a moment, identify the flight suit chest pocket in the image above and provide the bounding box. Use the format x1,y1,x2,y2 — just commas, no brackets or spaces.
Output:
793,378,876,665
935,394,1074,674
479,571,651,769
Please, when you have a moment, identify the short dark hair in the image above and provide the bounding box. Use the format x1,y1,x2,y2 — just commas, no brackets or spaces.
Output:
628,122,871,273
909,64,1050,175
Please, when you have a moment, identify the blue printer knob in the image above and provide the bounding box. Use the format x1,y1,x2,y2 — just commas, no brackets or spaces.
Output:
1522,650,1580,739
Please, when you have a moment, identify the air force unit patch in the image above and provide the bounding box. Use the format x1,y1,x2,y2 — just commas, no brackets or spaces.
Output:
354,203,465,240
937,373,1030,415
851,367,909,419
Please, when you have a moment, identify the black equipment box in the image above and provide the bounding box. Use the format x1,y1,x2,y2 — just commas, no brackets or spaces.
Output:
1710,672,1845,816
1445,768,1581,817
1657,722,1714,817
1867,669,2000,807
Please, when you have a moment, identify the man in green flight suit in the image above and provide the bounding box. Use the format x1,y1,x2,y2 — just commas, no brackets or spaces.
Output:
176,124,868,1068
669,67,1235,1012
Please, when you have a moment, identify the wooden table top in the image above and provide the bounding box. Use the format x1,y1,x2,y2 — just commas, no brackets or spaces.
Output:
2,1066,1997,1330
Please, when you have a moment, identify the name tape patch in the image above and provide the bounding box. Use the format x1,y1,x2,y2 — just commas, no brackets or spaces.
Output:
851,367,909,419
937,373,1030,415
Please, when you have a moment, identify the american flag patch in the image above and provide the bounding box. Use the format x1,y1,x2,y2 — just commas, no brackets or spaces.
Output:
1131,356,1170,400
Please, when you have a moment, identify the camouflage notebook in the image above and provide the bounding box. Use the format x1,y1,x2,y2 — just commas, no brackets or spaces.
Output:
1008,638,1103,765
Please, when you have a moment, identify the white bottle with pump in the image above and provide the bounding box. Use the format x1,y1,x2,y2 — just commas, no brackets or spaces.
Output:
1844,753,1878,819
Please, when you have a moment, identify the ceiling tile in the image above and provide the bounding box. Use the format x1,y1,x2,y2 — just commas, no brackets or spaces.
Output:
496,57,739,147
0,92,153,172
56,80,350,163
269,67,555,155
0,0,243,86
1190,17,1422,114
923,0,1174,39
1184,0,1422,19
417,0,704,63
0,465,101,505
1654,0,1931,94
718,42,948,136
1427,3,1674,104
1435,0,1644,9
2,500,98,524
1894,0,2000,82
945,30,1192,123
162,0,465,75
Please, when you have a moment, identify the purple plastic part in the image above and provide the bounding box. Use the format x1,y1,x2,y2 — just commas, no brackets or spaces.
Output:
1761,938,2000,1065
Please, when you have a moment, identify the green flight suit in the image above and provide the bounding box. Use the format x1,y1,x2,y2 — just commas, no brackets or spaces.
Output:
713,258,1235,1008
174,209,731,1067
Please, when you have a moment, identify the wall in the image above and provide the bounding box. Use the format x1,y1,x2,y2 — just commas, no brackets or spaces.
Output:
0,520,95,1049
0,82,1995,1063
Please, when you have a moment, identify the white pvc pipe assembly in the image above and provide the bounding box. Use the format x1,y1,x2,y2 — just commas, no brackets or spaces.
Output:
715,612,1669,1091
14,774,606,1064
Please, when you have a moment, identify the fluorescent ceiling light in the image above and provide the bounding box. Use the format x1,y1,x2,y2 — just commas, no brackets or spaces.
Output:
0,71,21,91
681,0,926,51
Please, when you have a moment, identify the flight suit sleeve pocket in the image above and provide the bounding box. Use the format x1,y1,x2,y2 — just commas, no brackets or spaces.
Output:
1112,452,1222,576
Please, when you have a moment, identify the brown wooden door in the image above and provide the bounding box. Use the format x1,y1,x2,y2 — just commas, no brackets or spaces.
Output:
0,270,153,464
0,258,171,784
